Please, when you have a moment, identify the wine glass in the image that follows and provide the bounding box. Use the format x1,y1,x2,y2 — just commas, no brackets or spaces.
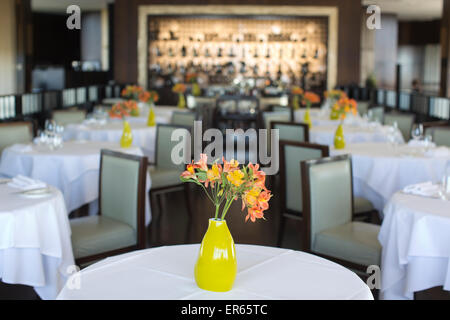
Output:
411,123,424,141
45,119,56,133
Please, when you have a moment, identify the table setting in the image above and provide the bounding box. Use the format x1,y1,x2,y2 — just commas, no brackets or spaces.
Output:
331,142,450,213
0,178,75,300
0,140,152,224
379,177,450,300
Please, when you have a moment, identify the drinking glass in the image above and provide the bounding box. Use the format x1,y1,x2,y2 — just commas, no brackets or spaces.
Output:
440,160,450,200
411,123,424,141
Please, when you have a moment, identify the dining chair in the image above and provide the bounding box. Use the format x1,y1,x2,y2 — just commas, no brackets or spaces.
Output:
277,141,377,247
368,106,384,123
356,101,369,116
149,124,193,244
171,111,197,129
262,111,291,154
430,127,450,147
271,121,309,143
0,122,34,155
70,149,148,267
301,155,381,271
52,110,87,126
384,112,415,142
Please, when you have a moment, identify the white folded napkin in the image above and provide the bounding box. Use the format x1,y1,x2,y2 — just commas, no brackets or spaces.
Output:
424,146,450,158
408,140,436,148
7,175,47,191
9,144,33,153
403,181,440,197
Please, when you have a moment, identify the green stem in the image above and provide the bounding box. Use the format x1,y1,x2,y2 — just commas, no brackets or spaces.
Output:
214,204,220,219
220,197,234,221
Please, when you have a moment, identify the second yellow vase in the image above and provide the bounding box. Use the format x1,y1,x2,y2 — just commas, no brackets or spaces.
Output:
120,120,133,148
194,219,237,292
334,123,346,149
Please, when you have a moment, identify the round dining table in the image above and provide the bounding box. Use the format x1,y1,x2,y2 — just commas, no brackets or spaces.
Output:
331,142,450,213
0,183,75,300
379,191,450,300
56,244,373,300
0,141,151,224
63,122,157,162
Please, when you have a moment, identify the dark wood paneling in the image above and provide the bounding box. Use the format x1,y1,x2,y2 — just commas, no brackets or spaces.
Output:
15,0,32,93
399,20,440,46
114,0,362,86
441,0,450,97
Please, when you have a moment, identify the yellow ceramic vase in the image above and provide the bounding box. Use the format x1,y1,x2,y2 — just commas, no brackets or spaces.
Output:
292,94,300,110
178,93,186,109
304,107,312,128
147,106,156,127
334,123,346,149
192,83,201,97
120,120,133,148
194,219,237,292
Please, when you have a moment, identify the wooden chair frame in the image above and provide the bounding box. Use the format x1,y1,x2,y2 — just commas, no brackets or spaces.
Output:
277,140,329,247
75,149,148,266
271,121,310,143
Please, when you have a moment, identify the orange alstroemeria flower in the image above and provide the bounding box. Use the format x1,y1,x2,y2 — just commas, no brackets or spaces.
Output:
227,169,245,187
139,91,150,103
223,158,239,173
196,153,208,172
206,163,222,187
181,163,198,180
303,91,321,104
245,207,265,223
291,86,304,95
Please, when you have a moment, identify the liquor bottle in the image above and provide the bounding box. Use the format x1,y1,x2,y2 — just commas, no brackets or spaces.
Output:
181,46,186,57
265,48,270,58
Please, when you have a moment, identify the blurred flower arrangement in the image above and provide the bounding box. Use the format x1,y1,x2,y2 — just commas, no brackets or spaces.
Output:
330,97,358,120
324,89,347,101
186,73,201,97
121,85,144,101
109,100,139,118
291,86,321,110
302,92,321,108
138,90,159,105
180,154,272,222
173,83,187,108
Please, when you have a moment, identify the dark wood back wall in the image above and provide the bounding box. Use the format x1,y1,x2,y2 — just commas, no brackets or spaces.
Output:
114,0,362,86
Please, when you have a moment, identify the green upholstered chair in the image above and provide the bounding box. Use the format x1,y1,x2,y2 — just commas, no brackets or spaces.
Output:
171,111,196,129
70,149,148,266
0,122,33,155
149,124,193,244
368,106,384,124
356,101,369,116
271,121,309,144
52,110,87,126
301,155,381,270
272,106,291,113
431,127,450,147
384,113,415,142
277,141,329,246
262,111,291,154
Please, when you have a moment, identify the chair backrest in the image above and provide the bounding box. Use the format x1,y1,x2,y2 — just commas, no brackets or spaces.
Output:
171,111,196,129
99,149,148,247
384,113,415,142
0,122,33,154
52,110,87,126
279,141,329,215
272,106,290,113
368,106,384,123
432,127,450,147
271,121,309,143
155,124,191,171
302,155,353,251
356,101,369,116
262,111,291,129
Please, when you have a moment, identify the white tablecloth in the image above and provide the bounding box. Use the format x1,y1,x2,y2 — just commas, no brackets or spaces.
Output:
63,122,157,162
294,108,366,127
0,184,75,300
379,192,450,299
56,244,373,300
0,142,151,225
332,143,450,213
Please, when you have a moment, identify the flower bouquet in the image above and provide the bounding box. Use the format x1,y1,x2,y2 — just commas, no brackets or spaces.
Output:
186,73,201,96
180,154,271,292
330,97,358,120
138,90,159,126
172,83,187,108
121,85,144,101
291,86,304,110
108,101,135,148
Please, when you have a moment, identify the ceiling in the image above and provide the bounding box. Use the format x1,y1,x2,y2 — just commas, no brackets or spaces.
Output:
362,0,443,21
31,0,113,13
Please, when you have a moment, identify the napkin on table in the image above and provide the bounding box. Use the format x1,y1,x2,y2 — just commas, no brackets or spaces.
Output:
7,175,47,191
403,181,440,197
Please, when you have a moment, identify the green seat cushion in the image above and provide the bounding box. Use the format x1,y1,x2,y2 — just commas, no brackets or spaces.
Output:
149,166,182,190
353,197,374,214
70,216,136,259
313,221,381,266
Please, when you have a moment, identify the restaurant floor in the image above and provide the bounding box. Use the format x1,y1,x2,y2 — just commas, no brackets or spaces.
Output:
2,179,449,300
